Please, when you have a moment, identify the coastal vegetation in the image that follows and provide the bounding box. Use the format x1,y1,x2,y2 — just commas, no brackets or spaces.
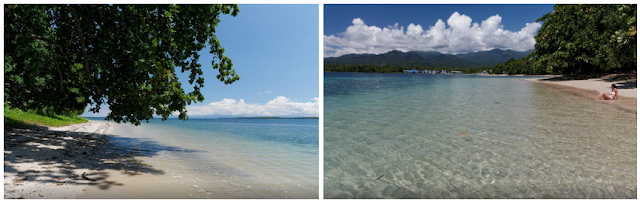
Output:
5,4,240,126
490,57,546,75
4,104,88,128
531,4,636,75
324,49,530,73
494,5,637,76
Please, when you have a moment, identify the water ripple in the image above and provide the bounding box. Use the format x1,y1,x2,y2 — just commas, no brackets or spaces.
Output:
324,73,636,199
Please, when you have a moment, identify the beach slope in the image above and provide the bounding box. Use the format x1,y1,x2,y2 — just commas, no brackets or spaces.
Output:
527,78,637,98
4,121,111,199
526,76,637,113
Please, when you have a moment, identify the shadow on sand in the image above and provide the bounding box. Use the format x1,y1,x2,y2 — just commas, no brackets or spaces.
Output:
4,123,204,191
612,80,637,89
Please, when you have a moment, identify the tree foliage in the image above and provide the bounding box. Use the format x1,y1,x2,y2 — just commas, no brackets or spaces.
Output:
5,4,240,125
325,49,532,70
531,4,636,75
324,63,483,74
490,56,548,75
324,64,405,73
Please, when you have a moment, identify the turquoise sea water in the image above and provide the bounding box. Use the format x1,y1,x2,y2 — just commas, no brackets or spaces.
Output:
324,72,636,198
90,118,318,198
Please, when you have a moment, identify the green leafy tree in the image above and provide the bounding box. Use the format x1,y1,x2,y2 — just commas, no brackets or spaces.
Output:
532,4,636,75
5,4,240,125
489,55,549,75
608,5,637,70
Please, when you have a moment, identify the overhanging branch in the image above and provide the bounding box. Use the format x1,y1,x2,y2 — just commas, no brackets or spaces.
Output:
67,5,103,96
13,33,66,54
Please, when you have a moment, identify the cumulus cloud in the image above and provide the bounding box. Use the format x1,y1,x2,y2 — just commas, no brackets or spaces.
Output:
81,96,319,118
324,12,541,57
186,96,319,117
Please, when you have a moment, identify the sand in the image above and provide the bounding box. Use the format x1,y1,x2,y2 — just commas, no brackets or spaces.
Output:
526,76,637,113
527,78,637,98
6,118,319,199
4,120,112,199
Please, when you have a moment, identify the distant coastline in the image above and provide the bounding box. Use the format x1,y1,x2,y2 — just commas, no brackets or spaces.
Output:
84,117,320,120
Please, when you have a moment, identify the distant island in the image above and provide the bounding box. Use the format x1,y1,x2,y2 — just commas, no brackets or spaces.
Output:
229,117,319,119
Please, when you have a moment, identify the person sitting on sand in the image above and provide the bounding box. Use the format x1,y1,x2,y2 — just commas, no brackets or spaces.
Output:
595,84,618,100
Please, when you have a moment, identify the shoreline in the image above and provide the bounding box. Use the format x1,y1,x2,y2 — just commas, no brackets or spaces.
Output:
324,71,563,77
525,77,637,98
526,77,637,113
478,74,561,77
78,119,319,199
5,119,320,199
4,120,112,199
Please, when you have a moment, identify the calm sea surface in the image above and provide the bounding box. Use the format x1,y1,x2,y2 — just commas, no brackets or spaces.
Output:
324,72,636,198
88,118,318,198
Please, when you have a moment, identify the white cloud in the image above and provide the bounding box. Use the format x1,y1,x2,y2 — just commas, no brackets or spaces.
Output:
81,96,319,118
186,96,319,117
324,12,541,57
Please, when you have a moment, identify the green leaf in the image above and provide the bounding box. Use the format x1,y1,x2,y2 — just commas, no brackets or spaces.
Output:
4,4,241,125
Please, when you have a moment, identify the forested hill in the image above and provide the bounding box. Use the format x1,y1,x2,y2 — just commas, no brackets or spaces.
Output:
324,49,532,69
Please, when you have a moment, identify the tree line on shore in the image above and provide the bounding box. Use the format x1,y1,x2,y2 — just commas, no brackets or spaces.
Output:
324,5,636,76
324,63,493,74
324,49,531,73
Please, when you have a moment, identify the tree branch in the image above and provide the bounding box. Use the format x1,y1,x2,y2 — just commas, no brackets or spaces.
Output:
14,33,66,54
52,48,65,91
67,5,103,96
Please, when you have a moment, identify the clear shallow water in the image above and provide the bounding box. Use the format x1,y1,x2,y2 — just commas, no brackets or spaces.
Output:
89,118,319,198
324,72,636,198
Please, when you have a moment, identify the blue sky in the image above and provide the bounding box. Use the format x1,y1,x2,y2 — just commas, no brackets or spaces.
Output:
83,4,319,118
324,4,554,57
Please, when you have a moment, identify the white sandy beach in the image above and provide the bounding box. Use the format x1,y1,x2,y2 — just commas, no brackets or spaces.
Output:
526,76,637,113
526,78,637,98
4,120,112,199
5,119,320,199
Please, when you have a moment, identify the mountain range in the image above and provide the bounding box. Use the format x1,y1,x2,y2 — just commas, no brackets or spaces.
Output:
324,49,533,68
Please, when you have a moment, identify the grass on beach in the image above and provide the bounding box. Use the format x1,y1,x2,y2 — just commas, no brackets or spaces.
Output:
4,105,88,128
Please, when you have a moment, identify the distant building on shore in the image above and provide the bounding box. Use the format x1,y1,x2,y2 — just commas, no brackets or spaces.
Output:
402,69,458,74
403,69,419,74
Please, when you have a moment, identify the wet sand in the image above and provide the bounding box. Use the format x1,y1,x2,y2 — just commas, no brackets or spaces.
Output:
526,77,637,114
75,119,319,199
5,119,319,199
4,120,249,199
